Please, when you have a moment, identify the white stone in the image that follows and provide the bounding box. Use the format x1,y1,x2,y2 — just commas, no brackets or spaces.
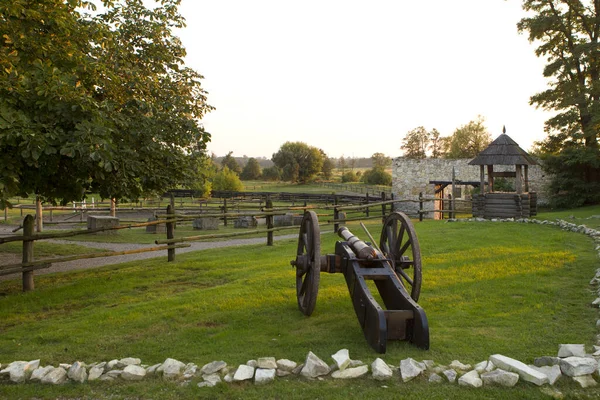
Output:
331,365,368,379
481,369,519,387
458,370,482,388
400,358,425,382
474,360,494,373
443,369,457,383
0,361,28,383
300,351,331,378
182,363,198,379
200,360,227,375
331,349,351,371
161,358,185,381
592,298,600,307
349,359,364,368
105,370,122,379
59,363,71,370
558,344,586,358
88,365,104,381
429,373,443,383
106,359,119,370
146,363,161,376
202,373,222,387
223,372,234,383
30,366,54,382
257,357,277,370
117,357,141,368
530,365,562,385
423,360,435,370
67,361,87,383
41,367,67,385
371,358,393,381
233,364,255,381
254,368,276,384
489,354,548,386
573,375,597,388
559,357,598,377
276,370,291,377
246,360,257,368
122,365,146,381
449,360,471,371
276,359,297,372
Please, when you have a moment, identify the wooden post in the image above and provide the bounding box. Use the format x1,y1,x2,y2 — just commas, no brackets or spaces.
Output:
479,165,485,194
515,164,523,194
381,192,387,222
4,206,7,222
110,198,116,217
487,165,494,193
365,193,370,217
449,194,455,219
390,193,395,212
35,196,43,233
223,198,228,227
166,205,175,262
22,214,35,291
333,196,339,233
419,192,424,222
524,165,529,193
266,198,273,246
170,194,176,229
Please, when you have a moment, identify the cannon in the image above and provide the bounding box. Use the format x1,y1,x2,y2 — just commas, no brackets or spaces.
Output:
291,211,429,353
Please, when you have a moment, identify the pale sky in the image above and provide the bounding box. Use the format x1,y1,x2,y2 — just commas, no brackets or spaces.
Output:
176,0,551,159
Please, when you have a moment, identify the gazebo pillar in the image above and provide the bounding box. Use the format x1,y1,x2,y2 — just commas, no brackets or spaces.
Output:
515,165,523,194
524,165,529,193
479,165,485,194
486,165,494,193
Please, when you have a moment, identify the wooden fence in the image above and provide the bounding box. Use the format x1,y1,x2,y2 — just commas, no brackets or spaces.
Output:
0,195,465,292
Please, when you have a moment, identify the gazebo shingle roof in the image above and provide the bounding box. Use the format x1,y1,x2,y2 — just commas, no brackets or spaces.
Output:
468,133,537,166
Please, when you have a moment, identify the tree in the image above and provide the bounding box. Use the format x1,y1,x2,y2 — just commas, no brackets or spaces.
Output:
401,127,429,158
429,129,443,158
371,152,392,169
0,0,213,208
321,156,335,180
361,168,392,186
338,155,347,174
211,167,243,191
444,116,492,159
261,165,281,181
272,142,324,183
240,157,261,180
221,151,242,175
518,1,600,205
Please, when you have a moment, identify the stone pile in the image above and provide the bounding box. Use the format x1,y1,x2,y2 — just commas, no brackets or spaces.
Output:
2,346,600,390
2,215,600,393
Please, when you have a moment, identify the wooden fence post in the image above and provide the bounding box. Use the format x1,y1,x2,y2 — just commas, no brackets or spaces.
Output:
390,193,395,212
381,192,387,222
266,198,273,246
110,198,116,217
419,192,424,222
170,194,176,229
223,198,228,227
22,214,35,292
365,193,370,217
166,205,175,262
333,196,339,233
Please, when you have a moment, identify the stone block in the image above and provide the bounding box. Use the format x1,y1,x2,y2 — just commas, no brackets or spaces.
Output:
145,217,166,234
87,216,119,234
234,216,257,229
273,214,293,227
192,218,219,230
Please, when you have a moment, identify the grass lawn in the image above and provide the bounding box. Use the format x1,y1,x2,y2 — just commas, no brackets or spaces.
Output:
0,216,598,399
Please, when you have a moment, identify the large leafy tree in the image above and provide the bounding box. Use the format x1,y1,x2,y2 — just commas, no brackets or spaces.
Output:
0,0,213,207
240,157,261,180
221,151,241,175
444,116,491,159
518,0,600,206
401,126,429,159
272,142,324,183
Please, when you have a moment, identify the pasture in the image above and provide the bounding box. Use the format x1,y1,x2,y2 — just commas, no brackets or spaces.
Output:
0,207,598,399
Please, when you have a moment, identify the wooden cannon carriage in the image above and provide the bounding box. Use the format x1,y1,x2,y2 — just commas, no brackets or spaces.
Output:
290,211,429,353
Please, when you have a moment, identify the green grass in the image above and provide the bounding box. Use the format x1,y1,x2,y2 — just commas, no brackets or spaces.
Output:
0,218,598,399
537,204,600,230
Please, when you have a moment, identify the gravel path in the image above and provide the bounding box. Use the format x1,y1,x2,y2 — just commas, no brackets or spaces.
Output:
0,223,297,280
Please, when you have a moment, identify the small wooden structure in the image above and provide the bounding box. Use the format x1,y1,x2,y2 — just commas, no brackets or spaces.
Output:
469,129,538,218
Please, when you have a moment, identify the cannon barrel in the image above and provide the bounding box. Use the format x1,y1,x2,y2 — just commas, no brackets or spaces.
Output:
337,227,377,260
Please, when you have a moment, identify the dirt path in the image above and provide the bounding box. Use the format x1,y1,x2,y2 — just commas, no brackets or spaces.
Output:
0,223,297,281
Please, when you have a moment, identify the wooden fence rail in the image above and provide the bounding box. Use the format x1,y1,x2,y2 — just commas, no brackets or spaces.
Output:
1,195,461,292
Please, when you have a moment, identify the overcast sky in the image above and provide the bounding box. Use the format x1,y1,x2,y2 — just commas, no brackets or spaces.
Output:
176,0,551,159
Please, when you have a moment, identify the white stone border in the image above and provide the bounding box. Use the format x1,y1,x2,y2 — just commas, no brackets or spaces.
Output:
2,217,600,392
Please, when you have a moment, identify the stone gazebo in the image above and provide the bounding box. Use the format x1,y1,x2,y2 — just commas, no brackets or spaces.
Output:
469,131,538,219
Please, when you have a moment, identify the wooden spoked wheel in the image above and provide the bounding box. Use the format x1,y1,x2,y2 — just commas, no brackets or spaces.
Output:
379,212,422,301
293,210,321,316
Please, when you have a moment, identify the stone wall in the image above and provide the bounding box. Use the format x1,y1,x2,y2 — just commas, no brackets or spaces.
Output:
391,158,552,217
